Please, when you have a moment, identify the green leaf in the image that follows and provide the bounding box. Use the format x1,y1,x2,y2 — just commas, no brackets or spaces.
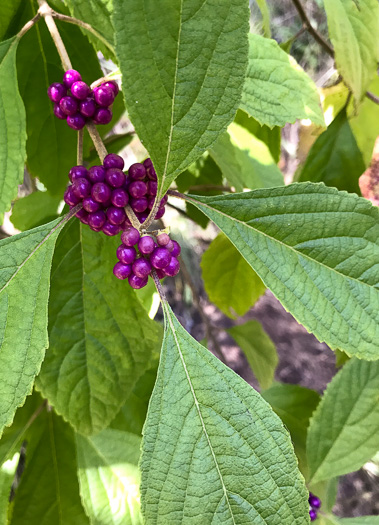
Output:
36,219,160,435
256,0,271,38
297,108,364,194
210,122,284,191
0,216,69,436
113,0,250,196
17,1,102,195
76,428,142,525
201,233,266,318
0,0,23,40
0,452,18,525
307,358,379,484
334,349,350,367
10,409,89,525
241,34,325,128
324,0,379,101
141,303,309,524
189,183,379,359
0,36,26,224
339,518,379,524
228,321,278,390
262,383,320,478
11,191,61,231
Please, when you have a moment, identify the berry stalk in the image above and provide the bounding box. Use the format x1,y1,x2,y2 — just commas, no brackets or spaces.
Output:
37,0,72,71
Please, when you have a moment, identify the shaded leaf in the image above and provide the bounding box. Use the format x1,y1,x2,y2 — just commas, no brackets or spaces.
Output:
307,358,379,483
189,183,379,359
0,37,26,223
256,0,271,38
228,320,278,390
141,303,309,524
0,452,18,525
234,109,281,163
113,0,250,195
11,191,61,231
0,0,23,40
241,34,324,128
201,233,266,318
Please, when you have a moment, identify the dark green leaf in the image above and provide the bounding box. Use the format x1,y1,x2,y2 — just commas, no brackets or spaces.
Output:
0,36,26,223
0,0,23,40
37,219,160,435
113,0,250,195
189,184,379,359
141,303,309,524
11,191,61,231
297,108,365,194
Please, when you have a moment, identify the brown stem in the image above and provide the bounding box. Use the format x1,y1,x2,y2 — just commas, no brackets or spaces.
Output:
77,129,83,165
124,204,141,230
85,121,108,162
291,0,334,57
167,189,187,200
179,257,227,364
18,12,42,38
151,269,167,302
37,0,72,70
366,90,379,105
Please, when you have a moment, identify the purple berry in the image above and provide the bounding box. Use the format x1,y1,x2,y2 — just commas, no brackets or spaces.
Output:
48,82,66,103
93,107,113,125
164,257,180,277
128,163,146,180
79,97,96,117
121,227,140,247
88,165,106,184
156,233,170,246
76,208,89,224
132,258,152,278
91,182,111,203
105,168,126,188
128,273,148,289
160,195,168,206
137,212,149,223
64,186,81,206
82,197,100,213
104,153,124,170
69,165,88,182
131,197,148,213
138,235,155,255
103,81,119,96
144,158,157,181
147,181,158,195
122,216,132,228
171,240,181,257
150,247,171,269
111,188,129,208
102,222,121,236
309,495,321,510
53,104,67,120
117,245,136,264
88,210,106,230
155,269,166,279
129,181,147,198
71,81,91,100
166,240,174,252
107,206,126,225
147,196,156,210
309,509,317,522
155,207,165,220
113,262,132,280
72,177,91,199
63,69,82,88
67,113,86,130
59,95,79,116
94,85,115,107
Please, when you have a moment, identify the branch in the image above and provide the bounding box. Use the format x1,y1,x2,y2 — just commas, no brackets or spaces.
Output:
151,269,167,302
366,90,379,105
17,12,41,38
77,129,83,165
291,0,334,57
37,0,72,70
124,204,142,230
85,121,108,162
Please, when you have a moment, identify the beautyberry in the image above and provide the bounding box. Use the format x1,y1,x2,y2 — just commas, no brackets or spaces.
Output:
113,262,132,280
88,165,106,184
128,163,146,180
130,197,148,213
105,168,126,188
82,197,100,213
93,107,112,125
94,85,115,107
138,236,155,255
150,247,171,269
104,153,124,170
111,188,129,208
79,98,96,117
63,69,82,88
128,274,148,289
91,182,112,203
67,114,86,130
102,81,119,96
88,210,106,230
164,257,180,277
156,233,170,246
69,165,88,182
121,227,140,247
107,206,126,225
48,82,66,103
309,509,317,522
59,96,79,116
53,104,66,120
132,258,152,279
71,81,91,100
102,222,121,236
117,245,136,264
129,181,147,198
171,240,181,257
72,177,91,199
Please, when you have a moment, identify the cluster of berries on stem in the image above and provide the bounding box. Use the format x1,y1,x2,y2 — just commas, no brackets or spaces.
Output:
308,492,321,522
114,228,181,289
48,69,118,129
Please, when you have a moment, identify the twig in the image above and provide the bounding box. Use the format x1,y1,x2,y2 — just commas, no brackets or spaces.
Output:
17,12,41,38
124,204,141,230
151,269,167,302
179,257,227,364
167,189,187,200
37,0,72,70
77,129,83,165
85,121,108,162
50,11,115,55
366,90,379,105
142,195,161,230
291,0,334,57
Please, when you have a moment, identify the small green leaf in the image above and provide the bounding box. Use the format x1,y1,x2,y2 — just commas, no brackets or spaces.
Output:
297,108,365,194
37,219,160,435
0,36,26,224
201,233,266,318
189,184,379,359
11,191,61,231
210,122,284,191
228,321,278,390
141,303,309,524
241,34,325,128
0,216,69,436
76,428,143,525
10,409,89,525
307,358,379,483
324,0,379,101
113,0,250,196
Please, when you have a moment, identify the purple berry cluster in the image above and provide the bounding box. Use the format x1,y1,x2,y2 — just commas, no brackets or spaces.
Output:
47,69,119,130
114,228,181,288
308,493,321,522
